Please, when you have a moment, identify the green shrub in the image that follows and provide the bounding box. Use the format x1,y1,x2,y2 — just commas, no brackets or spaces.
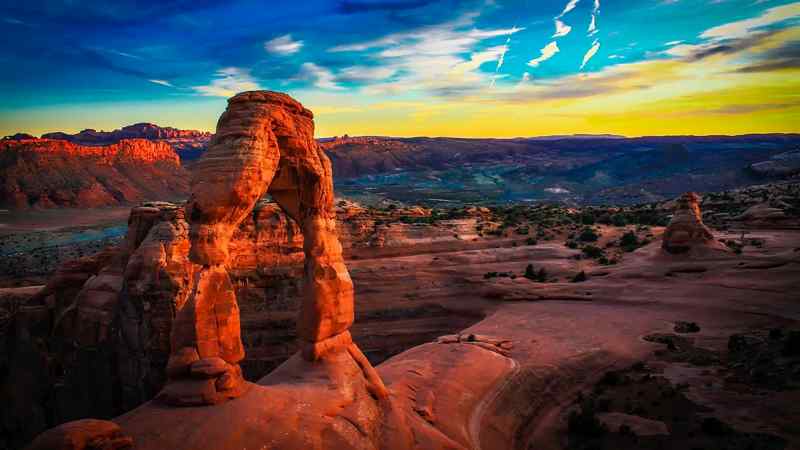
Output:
582,245,604,259
524,264,536,280
578,227,599,242
571,271,588,283
620,231,640,252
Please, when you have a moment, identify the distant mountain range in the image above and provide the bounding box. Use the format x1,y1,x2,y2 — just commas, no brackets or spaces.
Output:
324,134,800,205
3,123,212,160
2,125,799,208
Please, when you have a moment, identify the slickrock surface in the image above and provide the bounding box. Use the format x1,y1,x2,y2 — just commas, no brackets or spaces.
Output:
25,419,132,450
0,138,188,208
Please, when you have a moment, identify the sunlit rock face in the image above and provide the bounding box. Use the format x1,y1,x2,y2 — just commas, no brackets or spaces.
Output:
160,90,384,405
0,138,187,209
661,192,716,254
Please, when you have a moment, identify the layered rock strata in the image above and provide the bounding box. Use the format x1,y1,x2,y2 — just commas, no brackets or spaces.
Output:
160,90,386,405
0,138,188,208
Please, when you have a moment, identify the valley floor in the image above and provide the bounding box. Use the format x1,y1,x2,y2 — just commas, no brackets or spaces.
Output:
3,202,800,449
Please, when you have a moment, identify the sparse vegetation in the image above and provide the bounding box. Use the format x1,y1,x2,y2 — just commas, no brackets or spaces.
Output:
571,271,588,283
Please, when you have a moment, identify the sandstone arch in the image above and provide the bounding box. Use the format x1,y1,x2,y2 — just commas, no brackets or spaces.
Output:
160,91,385,405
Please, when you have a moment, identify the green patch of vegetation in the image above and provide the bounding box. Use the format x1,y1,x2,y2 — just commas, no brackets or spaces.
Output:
578,227,600,242
582,245,604,259
524,264,548,282
571,271,588,283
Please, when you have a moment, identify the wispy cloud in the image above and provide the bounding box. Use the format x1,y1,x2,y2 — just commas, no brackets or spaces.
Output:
701,3,800,40
337,66,396,82
588,0,600,35
193,67,260,97
528,41,560,67
298,62,342,90
580,39,601,70
264,34,304,55
557,0,581,18
148,79,174,87
328,13,523,96
553,19,572,38
107,49,143,60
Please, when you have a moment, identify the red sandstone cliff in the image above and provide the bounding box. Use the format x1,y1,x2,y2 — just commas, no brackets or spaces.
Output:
0,138,188,208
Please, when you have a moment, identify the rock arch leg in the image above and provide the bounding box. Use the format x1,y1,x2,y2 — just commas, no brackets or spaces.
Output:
159,92,281,405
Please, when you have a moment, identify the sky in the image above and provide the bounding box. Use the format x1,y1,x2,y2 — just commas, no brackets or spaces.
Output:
0,0,798,137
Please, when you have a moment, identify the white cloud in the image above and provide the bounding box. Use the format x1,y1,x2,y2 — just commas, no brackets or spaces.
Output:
580,39,601,70
496,35,512,72
588,14,597,35
700,3,800,40
148,79,173,87
264,34,303,55
593,0,600,13
298,62,343,90
553,19,572,38
338,66,396,82
108,49,142,60
330,15,521,55
327,13,523,96
193,67,261,97
528,41,560,67
557,0,581,18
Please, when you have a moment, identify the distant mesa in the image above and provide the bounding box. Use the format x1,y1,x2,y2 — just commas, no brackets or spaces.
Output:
2,132,36,141
40,122,212,145
0,138,188,209
36,123,213,161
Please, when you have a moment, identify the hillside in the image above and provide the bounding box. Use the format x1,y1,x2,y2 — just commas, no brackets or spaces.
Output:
0,138,188,209
325,134,800,205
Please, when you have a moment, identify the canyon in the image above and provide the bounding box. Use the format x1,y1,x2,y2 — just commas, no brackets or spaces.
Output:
0,92,798,450
3,127,799,210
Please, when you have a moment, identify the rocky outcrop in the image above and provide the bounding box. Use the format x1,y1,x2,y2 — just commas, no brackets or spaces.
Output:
25,419,133,450
0,139,188,208
159,90,386,405
662,192,719,254
41,123,211,144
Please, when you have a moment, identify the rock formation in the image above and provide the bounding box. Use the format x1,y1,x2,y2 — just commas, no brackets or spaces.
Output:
25,419,133,450
160,90,387,405
0,139,188,208
662,192,717,254
41,123,212,158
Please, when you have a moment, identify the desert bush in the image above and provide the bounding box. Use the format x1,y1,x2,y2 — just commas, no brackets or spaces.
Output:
571,271,588,283
578,227,599,242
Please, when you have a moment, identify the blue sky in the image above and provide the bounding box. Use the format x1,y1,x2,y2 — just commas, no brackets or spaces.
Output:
1,0,798,136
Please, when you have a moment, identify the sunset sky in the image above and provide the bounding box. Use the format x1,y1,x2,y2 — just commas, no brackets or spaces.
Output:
1,0,798,137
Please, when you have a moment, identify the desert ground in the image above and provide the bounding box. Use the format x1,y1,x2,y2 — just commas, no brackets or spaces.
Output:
3,186,799,449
